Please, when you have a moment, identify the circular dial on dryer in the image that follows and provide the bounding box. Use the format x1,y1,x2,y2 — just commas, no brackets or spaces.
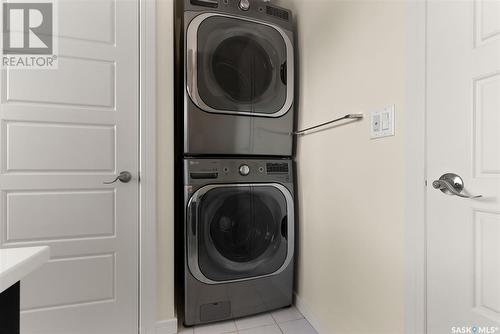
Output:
239,164,250,176
239,0,250,10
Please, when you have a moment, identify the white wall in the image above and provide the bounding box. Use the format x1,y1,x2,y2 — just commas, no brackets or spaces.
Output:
156,0,176,323
275,1,407,333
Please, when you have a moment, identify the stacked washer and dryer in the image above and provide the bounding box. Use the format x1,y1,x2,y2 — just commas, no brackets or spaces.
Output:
176,0,296,326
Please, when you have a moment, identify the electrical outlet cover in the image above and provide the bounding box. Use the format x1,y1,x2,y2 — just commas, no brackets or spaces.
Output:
370,105,395,139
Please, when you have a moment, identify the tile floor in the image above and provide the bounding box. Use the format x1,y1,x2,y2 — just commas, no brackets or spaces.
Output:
177,306,317,334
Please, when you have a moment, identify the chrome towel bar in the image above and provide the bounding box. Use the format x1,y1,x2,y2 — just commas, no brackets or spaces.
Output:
292,113,364,136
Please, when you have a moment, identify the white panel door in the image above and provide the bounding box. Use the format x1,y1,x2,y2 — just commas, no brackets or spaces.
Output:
427,1,500,333
0,0,139,333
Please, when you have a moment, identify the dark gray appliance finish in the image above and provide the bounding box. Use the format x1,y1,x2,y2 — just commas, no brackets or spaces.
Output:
182,0,295,156
183,158,295,326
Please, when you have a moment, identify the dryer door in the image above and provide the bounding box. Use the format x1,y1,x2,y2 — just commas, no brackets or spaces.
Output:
187,184,294,284
186,13,293,117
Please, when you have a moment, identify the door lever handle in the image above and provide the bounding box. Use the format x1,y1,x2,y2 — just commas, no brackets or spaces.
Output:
432,173,482,199
104,171,132,184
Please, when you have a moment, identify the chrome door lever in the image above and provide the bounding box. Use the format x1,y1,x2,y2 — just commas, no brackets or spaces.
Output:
104,171,132,184
432,173,482,199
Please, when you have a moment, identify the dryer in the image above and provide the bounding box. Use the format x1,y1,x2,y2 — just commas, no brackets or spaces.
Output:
182,0,295,156
183,158,294,325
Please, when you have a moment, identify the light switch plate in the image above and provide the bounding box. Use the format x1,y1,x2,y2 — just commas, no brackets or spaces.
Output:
371,105,395,139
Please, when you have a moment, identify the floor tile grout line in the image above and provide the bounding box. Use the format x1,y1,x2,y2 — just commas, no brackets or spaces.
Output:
276,315,305,325
237,322,281,333
270,312,286,334
270,311,280,325
236,323,285,334
270,311,278,325
236,323,274,332
276,321,286,334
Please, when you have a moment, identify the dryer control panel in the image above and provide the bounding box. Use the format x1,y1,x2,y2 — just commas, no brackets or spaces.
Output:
185,0,292,29
190,0,218,8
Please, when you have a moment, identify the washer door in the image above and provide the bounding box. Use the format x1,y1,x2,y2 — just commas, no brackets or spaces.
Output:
186,13,293,117
187,184,294,283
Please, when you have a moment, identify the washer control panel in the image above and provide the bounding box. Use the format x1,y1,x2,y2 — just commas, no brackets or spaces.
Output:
186,158,292,183
239,164,250,176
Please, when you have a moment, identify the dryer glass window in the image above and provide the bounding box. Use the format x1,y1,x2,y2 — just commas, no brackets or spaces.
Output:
196,16,288,115
196,185,289,281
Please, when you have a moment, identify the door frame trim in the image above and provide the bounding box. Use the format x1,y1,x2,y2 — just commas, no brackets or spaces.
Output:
404,1,427,334
139,0,159,333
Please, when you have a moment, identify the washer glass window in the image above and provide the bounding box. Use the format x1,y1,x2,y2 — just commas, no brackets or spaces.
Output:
195,16,288,115
196,185,289,281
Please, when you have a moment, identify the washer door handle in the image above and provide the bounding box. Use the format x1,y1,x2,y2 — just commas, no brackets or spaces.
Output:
188,200,198,236
432,173,482,199
186,49,195,96
281,216,288,240
280,61,287,85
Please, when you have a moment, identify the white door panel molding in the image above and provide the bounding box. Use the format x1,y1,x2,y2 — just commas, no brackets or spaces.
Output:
0,0,140,332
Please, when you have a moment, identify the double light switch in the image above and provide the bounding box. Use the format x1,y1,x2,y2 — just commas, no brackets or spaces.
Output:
370,105,395,139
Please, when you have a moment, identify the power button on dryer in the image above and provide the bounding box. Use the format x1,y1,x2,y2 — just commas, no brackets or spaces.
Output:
239,0,250,11
239,164,250,176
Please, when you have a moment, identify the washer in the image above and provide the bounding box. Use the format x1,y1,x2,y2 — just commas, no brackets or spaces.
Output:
183,158,295,325
182,0,295,156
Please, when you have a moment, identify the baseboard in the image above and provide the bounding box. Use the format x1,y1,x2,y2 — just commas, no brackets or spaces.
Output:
155,318,178,334
294,292,323,333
